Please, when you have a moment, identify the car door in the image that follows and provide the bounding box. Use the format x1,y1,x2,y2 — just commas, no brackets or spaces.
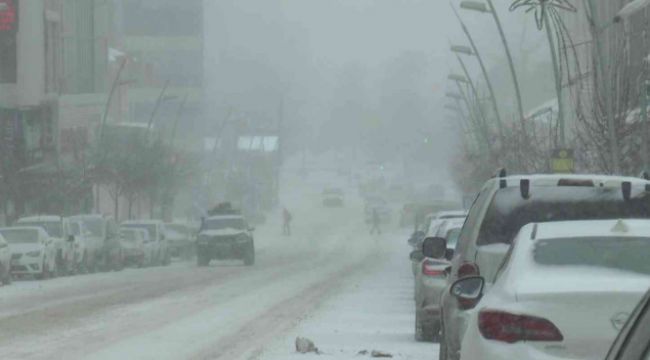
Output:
606,290,650,360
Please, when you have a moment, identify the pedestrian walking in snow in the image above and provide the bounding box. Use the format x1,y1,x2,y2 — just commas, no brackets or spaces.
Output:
283,208,292,236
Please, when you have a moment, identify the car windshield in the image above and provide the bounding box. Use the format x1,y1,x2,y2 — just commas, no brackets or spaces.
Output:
82,219,105,237
204,218,245,230
478,187,650,246
439,214,465,219
19,221,62,238
534,237,650,275
446,228,461,249
166,224,189,234
0,229,39,244
120,230,138,242
122,224,156,239
70,223,81,236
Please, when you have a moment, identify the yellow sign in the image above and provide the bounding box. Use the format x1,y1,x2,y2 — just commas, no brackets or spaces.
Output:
551,148,575,173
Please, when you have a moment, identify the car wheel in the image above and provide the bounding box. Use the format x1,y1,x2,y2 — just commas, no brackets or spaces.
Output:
439,323,449,360
197,253,210,267
163,251,171,266
415,310,436,342
1,263,11,285
243,242,255,266
415,310,424,341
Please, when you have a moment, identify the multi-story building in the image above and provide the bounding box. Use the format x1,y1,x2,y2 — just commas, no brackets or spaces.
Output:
0,0,119,221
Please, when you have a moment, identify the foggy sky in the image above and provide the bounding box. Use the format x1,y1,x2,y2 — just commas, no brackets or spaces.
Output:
203,0,550,176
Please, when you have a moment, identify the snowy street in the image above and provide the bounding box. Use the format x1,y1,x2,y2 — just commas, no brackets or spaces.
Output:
256,231,435,360
0,174,433,360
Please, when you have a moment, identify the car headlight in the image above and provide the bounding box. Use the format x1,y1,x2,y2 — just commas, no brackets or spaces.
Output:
26,250,41,257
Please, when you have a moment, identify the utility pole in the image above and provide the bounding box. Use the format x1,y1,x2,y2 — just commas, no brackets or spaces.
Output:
585,0,621,173
543,13,566,147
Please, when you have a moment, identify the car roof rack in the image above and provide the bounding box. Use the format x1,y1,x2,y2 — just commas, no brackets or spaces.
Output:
207,202,241,216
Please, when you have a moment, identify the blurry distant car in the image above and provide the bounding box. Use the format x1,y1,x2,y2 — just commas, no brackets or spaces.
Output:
165,221,195,259
424,211,467,236
364,197,391,224
68,214,118,272
456,220,650,360
432,218,465,260
68,219,91,273
2,227,56,280
119,228,147,267
16,216,76,275
409,211,466,251
605,288,650,360
121,220,170,266
411,237,449,341
197,214,255,266
0,232,11,285
322,188,344,207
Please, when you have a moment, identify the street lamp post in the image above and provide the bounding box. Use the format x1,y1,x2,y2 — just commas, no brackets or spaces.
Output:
449,74,492,153
460,0,527,141
451,7,504,141
455,54,491,139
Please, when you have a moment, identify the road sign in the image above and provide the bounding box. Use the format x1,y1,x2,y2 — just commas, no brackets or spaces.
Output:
551,148,575,173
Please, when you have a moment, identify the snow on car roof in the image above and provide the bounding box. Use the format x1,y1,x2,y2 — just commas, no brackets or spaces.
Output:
17,215,62,222
121,219,164,225
495,174,650,188
206,215,243,220
533,219,650,240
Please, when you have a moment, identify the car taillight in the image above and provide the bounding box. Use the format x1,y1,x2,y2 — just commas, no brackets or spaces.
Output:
478,310,564,343
422,260,445,277
457,262,480,278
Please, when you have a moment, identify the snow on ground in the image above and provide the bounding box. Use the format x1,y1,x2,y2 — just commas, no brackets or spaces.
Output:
255,229,437,360
0,165,438,360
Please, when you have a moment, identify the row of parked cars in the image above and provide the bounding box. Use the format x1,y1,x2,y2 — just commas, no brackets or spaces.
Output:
0,214,197,284
408,171,650,360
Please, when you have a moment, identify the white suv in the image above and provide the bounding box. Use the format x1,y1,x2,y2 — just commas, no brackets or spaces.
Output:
438,172,650,360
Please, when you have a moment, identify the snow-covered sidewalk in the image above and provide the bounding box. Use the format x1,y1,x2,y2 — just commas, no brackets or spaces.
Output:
256,230,437,360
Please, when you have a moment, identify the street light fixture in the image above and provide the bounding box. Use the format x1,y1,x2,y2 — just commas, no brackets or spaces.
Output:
450,45,474,56
446,92,463,100
460,0,527,151
448,74,468,83
460,1,489,13
615,0,650,22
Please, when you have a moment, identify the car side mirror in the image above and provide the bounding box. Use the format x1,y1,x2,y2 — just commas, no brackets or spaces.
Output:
68,235,75,242
450,276,485,310
409,250,424,262
422,237,447,258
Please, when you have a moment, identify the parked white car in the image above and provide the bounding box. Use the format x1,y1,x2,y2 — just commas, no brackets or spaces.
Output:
0,232,11,285
440,173,650,360
68,219,91,273
16,216,75,275
453,219,650,360
69,214,119,272
119,228,150,267
121,220,170,266
1,227,57,279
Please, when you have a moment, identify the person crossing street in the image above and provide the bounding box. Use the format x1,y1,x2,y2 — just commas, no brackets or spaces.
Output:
283,208,292,236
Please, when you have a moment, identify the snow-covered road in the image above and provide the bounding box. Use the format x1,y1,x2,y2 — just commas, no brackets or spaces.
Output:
0,172,435,360
255,230,436,360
